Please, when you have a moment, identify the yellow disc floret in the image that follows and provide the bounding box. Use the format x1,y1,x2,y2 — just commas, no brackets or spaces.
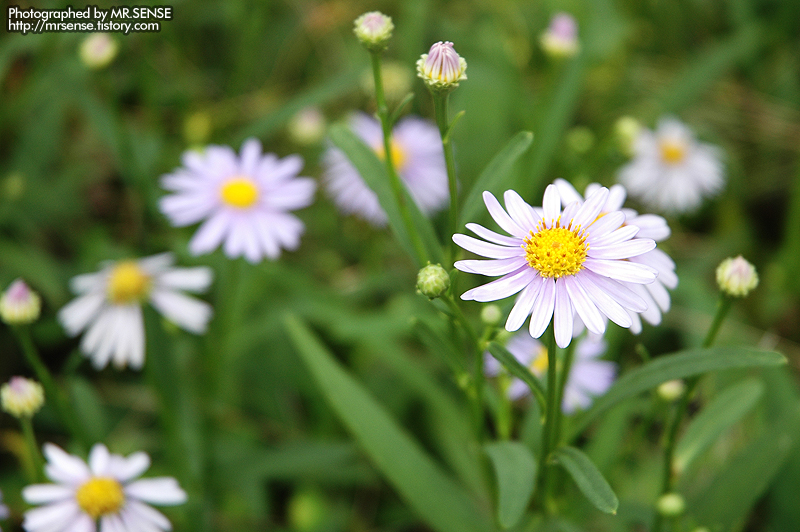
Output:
523,220,588,278
374,141,407,171
659,140,687,165
107,261,151,304
76,477,125,519
220,177,259,208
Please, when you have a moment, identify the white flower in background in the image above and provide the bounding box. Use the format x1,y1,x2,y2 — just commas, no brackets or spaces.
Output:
540,12,580,58
618,117,724,214
417,41,467,91
454,185,657,348
1,376,44,418
484,331,615,413
0,278,41,325
159,139,316,263
322,113,449,226
23,443,186,532
57,253,212,370
555,179,678,334
79,33,118,69
716,255,758,297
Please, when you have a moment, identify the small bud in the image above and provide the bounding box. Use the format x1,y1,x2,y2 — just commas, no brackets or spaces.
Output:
656,493,685,517
1,377,45,418
417,263,450,299
183,111,212,146
540,13,580,59
416,41,467,92
0,279,41,325
79,33,118,69
287,107,326,146
657,380,686,402
716,256,758,297
353,11,394,52
615,116,641,156
481,304,503,326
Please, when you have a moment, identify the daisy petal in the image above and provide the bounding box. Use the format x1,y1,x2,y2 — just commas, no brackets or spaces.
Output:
529,277,556,338
584,259,657,284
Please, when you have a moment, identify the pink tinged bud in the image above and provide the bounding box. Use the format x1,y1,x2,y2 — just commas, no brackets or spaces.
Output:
1,376,44,418
540,12,580,58
353,11,394,51
550,13,578,40
716,256,758,297
0,278,41,325
417,41,467,91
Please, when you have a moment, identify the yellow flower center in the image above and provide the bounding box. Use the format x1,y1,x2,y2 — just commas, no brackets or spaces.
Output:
374,141,407,171
220,177,259,208
523,220,588,278
107,261,151,304
659,140,686,164
529,345,549,376
75,477,125,519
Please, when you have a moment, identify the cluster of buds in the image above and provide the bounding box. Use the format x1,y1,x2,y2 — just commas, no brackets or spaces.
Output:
0,279,41,325
1,376,45,418
417,41,468,92
716,256,758,297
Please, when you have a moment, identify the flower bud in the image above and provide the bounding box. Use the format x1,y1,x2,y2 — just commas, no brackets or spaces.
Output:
79,33,118,69
287,107,326,146
1,376,45,418
481,304,502,326
183,111,212,147
716,256,758,297
353,11,394,52
416,263,450,299
540,13,580,59
416,41,467,92
0,279,41,325
657,380,686,402
615,116,641,156
656,493,685,517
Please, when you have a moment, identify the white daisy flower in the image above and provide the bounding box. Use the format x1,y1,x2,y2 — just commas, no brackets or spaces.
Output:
23,443,186,532
618,117,724,214
322,112,449,226
57,253,212,370
454,185,657,348
555,179,678,334
159,139,316,263
485,331,615,413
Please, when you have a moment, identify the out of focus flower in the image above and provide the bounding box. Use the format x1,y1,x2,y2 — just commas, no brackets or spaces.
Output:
322,113,448,226
417,41,467,91
23,443,186,532
79,33,118,69
716,256,758,297
160,139,316,262
555,179,677,334
615,116,641,157
484,331,615,413
0,279,41,325
416,263,450,299
353,11,394,52
618,117,724,214
1,376,44,418
287,107,326,146
454,186,656,348
58,253,212,370
540,13,580,58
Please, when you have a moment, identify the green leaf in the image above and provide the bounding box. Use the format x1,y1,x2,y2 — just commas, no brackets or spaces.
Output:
328,124,443,267
569,347,786,440
284,314,495,532
487,342,546,412
459,131,533,227
553,446,619,515
674,378,764,474
484,441,537,529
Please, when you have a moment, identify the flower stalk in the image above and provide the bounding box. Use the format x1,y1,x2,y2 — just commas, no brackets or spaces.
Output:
432,92,462,263
538,324,560,513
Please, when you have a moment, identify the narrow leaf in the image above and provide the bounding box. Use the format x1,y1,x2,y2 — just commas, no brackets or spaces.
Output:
459,131,533,227
569,347,786,439
284,315,494,532
674,378,764,474
485,441,537,529
553,446,618,515
488,342,547,412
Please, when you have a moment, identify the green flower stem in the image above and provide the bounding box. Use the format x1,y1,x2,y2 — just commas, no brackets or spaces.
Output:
496,377,512,441
432,92,460,263
553,341,575,448
20,416,43,482
13,326,90,451
654,295,733,532
538,324,559,513
443,295,484,441
370,52,427,265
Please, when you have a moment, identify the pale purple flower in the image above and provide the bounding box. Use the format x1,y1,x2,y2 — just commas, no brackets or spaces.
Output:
555,179,678,334
322,113,449,226
540,13,580,58
159,139,316,263
58,253,212,370
618,117,724,214
416,41,467,90
454,185,657,348
485,331,615,413
23,443,186,532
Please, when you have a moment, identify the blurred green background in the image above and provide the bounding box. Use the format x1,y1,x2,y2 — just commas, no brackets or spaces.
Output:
2,0,800,530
